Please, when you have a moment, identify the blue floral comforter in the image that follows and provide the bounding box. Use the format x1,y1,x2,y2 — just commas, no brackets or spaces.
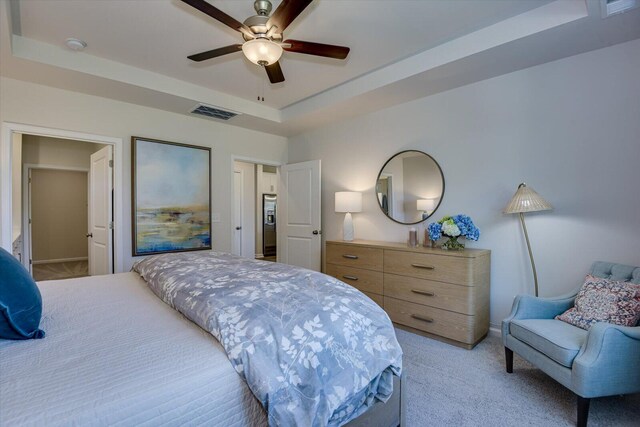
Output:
132,251,402,426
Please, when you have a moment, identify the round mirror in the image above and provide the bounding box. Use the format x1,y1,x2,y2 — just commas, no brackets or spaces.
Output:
375,150,445,225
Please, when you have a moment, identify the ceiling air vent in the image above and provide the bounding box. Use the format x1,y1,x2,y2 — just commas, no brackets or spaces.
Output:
602,0,638,17
190,103,240,121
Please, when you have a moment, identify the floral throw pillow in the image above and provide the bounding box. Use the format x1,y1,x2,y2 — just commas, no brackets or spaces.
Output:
556,275,640,330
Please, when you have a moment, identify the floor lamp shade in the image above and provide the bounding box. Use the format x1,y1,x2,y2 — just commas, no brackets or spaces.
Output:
504,184,553,214
504,183,552,297
335,192,362,241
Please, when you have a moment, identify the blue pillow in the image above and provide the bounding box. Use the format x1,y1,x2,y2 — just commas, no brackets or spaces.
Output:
0,247,45,340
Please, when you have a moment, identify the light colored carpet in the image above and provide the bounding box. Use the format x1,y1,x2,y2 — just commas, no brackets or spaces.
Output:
396,328,640,426
32,261,89,281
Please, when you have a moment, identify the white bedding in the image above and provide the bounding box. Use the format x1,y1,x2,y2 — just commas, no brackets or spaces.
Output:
0,272,267,426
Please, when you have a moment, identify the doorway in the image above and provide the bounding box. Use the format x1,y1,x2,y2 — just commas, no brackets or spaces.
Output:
2,122,124,274
231,158,322,272
14,134,113,280
29,167,90,281
232,160,279,262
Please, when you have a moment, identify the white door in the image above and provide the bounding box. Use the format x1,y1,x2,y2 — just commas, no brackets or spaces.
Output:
88,146,113,276
232,170,242,256
278,160,321,271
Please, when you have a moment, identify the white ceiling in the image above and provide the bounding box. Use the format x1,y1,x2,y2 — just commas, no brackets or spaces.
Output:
1,0,640,136
15,0,549,109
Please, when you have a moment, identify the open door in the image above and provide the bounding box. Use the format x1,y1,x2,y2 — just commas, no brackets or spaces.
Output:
278,160,321,271
88,145,113,275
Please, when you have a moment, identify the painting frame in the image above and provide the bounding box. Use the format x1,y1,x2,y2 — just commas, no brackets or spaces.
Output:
131,136,212,256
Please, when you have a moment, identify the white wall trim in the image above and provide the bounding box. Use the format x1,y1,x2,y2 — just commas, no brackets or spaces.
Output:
1,122,125,273
32,257,88,265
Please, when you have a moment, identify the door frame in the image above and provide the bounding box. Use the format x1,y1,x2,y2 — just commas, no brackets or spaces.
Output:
1,122,124,273
232,169,243,257
22,164,90,272
230,155,282,259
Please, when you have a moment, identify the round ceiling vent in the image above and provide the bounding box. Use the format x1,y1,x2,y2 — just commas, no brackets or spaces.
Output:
64,38,87,51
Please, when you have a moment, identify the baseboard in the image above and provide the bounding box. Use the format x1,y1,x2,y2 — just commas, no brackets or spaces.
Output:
32,257,88,265
488,324,501,338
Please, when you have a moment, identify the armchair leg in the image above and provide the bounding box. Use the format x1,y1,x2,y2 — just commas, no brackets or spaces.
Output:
577,396,590,427
505,347,513,373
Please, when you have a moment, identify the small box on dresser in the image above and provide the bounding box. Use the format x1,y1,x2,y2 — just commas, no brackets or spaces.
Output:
325,240,491,349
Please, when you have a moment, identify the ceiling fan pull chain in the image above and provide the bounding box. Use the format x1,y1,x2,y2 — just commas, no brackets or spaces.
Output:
256,75,265,102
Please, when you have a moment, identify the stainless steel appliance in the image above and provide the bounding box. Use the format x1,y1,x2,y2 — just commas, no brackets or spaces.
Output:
263,194,277,257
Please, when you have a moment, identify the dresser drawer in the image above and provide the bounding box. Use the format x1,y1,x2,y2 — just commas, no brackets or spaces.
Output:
326,264,383,295
384,274,477,315
384,296,476,344
363,292,384,308
384,250,473,286
326,243,383,271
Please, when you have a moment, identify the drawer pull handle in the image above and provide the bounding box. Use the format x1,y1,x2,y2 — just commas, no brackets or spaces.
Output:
411,289,435,297
343,254,359,260
411,314,434,323
342,275,359,281
411,263,435,270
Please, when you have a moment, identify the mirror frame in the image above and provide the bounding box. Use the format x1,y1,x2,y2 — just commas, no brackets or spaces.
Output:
375,150,445,225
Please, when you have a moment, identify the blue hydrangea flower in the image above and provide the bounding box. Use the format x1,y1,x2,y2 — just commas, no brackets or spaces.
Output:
453,214,480,241
427,222,442,241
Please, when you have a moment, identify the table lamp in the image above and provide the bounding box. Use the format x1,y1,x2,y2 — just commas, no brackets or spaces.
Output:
335,192,362,241
417,199,437,220
504,183,552,297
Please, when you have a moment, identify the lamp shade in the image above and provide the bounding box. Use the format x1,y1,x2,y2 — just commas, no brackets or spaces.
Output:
335,192,362,213
504,183,552,214
417,199,437,212
242,38,283,66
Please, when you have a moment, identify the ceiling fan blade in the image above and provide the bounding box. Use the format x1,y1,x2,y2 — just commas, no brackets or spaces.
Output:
267,0,312,33
283,39,350,59
265,62,285,84
188,44,242,62
181,0,252,34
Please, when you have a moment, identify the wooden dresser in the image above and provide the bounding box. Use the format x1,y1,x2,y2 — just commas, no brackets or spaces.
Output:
325,240,491,349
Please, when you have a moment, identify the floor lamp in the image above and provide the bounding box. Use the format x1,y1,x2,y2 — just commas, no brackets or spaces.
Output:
504,183,552,297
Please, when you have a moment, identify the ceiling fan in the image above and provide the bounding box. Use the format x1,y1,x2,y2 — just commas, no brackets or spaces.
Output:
182,0,350,84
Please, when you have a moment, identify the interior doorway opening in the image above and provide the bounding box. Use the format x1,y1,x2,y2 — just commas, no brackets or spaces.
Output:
12,133,114,281
232,160,279,262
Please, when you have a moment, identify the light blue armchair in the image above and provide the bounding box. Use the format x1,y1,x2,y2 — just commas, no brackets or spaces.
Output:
502,261,640,427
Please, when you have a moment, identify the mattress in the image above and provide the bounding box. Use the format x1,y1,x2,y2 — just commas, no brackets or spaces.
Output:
0,272,267,426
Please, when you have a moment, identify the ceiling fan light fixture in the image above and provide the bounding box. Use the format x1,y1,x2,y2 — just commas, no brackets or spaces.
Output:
242,38,283,66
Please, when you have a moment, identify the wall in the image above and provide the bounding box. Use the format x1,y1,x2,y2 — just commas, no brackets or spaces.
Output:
0,77,288,271
30,169,88,262
288,39,640,328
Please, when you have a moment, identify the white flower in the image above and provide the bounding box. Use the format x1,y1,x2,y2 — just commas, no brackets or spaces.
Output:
442,220,461,237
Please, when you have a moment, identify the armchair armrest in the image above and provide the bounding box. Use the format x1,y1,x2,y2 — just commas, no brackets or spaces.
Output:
502,293,576,345
572,323,640,397
506,294,576,321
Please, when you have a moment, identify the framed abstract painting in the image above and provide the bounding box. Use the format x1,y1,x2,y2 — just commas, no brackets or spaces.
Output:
131,137,211,256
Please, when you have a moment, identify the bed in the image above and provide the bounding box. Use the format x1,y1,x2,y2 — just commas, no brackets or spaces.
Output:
0,253,404,426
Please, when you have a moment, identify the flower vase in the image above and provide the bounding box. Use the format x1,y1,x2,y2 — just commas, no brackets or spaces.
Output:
442,236,465,251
